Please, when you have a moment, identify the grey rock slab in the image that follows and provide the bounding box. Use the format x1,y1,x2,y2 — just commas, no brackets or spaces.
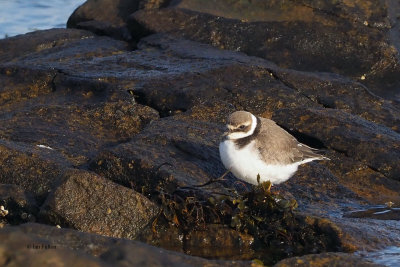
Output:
39,169,160,239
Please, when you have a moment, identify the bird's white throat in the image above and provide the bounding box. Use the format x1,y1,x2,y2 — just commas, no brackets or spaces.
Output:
226,114,258,140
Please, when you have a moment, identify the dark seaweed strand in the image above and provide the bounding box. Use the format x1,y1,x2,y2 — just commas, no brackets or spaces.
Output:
234,117,261,149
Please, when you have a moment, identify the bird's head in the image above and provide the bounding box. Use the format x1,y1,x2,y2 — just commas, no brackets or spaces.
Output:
223,111,257,140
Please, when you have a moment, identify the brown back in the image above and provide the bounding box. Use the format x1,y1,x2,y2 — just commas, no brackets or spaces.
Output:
255,118,325,164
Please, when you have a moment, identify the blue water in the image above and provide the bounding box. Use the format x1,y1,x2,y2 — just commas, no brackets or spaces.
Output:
0,0,85,39
357,247,400,266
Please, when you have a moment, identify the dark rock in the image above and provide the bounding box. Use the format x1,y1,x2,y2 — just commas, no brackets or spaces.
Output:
316,150,400,205
137,221,256,259
90,115,230,194
138,222,185,254
140,0,171,10
73,20,133,41
0,140,67,201
0,184,38,226
1,24,400,264
0,32,129,74
39,169,159,239
183,224,254,260
277,162,361,207
0,32,159,203
269,70,400,132
278,160,400,251
132,34,400,134
272,107,400,180
274,252,382,267
67,0,170,41
330,217,400,252
130,6,400,100
345,206,400,221
100,240,250,267
0,98,158,166
4,30,395,134
0,30,158,170
170,0,390,27
9,222,122,257
67,0,141,28
131,34,317,117
0,28,95,63
0,223,251,267
0,224,108,267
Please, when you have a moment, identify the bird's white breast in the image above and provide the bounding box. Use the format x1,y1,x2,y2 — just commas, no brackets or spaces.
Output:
219,140,300,185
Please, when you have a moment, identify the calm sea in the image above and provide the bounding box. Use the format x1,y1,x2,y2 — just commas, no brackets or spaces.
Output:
0,0,85,39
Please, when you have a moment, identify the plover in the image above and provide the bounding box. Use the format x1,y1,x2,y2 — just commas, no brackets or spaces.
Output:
219,111,328,185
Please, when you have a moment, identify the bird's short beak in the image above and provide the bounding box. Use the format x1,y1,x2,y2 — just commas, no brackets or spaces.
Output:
222,128,231,139
222,125,231,139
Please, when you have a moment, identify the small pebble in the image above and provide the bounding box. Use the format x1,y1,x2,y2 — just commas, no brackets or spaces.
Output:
0,206,8,217
360,75,366,80
56,225,61,229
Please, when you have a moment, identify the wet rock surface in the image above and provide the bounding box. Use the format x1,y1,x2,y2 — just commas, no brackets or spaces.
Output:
0,228,107,267
0,223,248,267
273,252,382,267
0,0,400,265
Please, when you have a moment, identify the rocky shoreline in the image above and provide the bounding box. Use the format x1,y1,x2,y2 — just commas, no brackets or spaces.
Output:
1,0,400,266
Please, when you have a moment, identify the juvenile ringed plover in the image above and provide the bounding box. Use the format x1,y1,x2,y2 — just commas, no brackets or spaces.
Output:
219,111,328,185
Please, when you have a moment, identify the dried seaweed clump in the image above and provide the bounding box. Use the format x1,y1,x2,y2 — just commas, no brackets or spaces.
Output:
154,181,341,264
228,181,340,263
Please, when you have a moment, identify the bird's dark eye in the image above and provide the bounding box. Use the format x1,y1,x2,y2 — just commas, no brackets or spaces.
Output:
239,125,246,129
